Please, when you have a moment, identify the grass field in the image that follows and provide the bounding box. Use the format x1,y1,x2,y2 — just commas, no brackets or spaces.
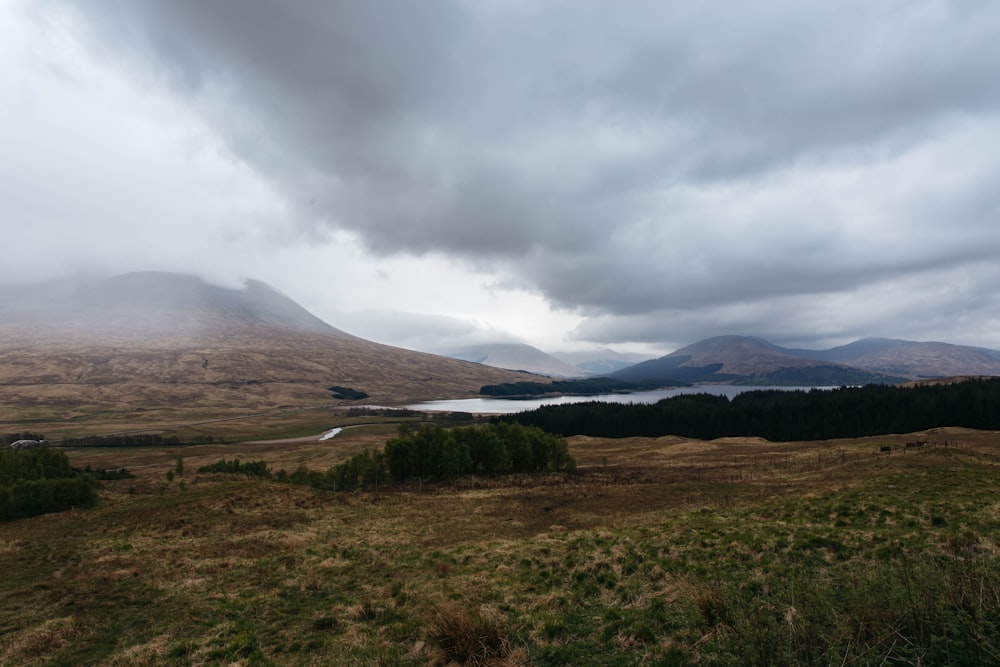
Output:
2,425,999,665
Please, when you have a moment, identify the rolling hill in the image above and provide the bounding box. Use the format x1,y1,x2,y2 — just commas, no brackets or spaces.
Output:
0,272,531,422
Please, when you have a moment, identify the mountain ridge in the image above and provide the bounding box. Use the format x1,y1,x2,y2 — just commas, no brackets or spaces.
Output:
610,335,1000,385
785,337,1000,379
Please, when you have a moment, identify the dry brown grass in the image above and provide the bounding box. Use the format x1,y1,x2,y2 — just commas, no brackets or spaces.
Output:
0,331,531,435
0,616,79,665
428,603,527,667
2,420,998,665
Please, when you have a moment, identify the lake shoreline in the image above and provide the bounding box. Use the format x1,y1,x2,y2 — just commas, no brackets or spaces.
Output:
404,384,832,414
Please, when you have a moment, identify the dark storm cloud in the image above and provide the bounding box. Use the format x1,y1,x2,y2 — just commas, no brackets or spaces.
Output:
54,0,1000,347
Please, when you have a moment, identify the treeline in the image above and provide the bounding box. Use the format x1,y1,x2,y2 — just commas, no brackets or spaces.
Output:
62,434,181,447
345,407,420,418
197,458,271,478
61,434,215,447
480,377,666,397
83,466,134,480
195,423,574,493
384,422,574,480
500,378,1000,441
280,449,384,492
345,406,476,424
1,448,98,521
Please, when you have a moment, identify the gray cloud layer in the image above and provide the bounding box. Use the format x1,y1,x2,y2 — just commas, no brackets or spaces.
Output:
47,1,1000,349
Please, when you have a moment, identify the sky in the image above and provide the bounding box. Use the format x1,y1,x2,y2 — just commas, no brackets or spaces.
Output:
4,1,1000,357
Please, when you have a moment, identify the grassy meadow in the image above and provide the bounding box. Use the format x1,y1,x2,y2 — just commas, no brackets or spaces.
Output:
2,424,999,665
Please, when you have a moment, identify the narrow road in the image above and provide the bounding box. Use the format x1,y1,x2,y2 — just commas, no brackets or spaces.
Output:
239,423,368,446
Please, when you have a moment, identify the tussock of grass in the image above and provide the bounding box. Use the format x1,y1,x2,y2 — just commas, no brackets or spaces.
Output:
428,603,525,667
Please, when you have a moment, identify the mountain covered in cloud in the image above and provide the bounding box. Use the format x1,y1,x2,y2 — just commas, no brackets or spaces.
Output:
552,348,651,376
443,344,650,378
611,335,1000,386
0,272,531,413
0,271,347,346
444,343,586,378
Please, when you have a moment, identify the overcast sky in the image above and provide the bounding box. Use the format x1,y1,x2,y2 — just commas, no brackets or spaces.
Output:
4,1,1000,356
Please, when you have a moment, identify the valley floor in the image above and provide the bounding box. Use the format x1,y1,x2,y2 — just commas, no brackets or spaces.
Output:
2,428,999,665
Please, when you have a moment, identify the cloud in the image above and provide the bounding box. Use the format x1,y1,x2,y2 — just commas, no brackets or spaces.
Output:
339,310,522,354
0,2,301,285
8,0,1000,352
572,261,1000,351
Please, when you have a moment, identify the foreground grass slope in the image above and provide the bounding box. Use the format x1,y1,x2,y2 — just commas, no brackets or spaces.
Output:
2,432,999,665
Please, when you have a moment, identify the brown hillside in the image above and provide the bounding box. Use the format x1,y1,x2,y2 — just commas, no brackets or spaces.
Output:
0,273,531,425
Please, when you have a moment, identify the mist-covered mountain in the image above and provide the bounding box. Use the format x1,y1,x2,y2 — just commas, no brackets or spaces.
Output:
444,343,586,378
0,272,531,414
552,348,649,375
611,335,1000,385
0,271,346,345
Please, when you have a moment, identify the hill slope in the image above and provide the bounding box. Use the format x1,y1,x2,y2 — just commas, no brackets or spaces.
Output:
0,272,530,421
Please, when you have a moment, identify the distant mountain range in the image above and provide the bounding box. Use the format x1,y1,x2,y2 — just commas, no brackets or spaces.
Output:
4,272,998,425
553,348,651,375
445,344,586,378
782,338,1000,378
443,344,654,377
0,272,530,416
610,335,1000,386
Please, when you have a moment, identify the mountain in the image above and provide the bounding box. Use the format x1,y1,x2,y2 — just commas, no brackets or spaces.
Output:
552,348,648,375
0,272,345,345
444,343,586,378
785,338,1000,379
0,272,532,419
611,336,905,386
610,334,1000,386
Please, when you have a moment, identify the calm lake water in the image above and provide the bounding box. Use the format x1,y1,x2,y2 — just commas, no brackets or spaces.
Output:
405,385,830,414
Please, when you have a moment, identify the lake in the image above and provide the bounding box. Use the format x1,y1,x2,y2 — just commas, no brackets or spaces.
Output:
404,385,830,414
